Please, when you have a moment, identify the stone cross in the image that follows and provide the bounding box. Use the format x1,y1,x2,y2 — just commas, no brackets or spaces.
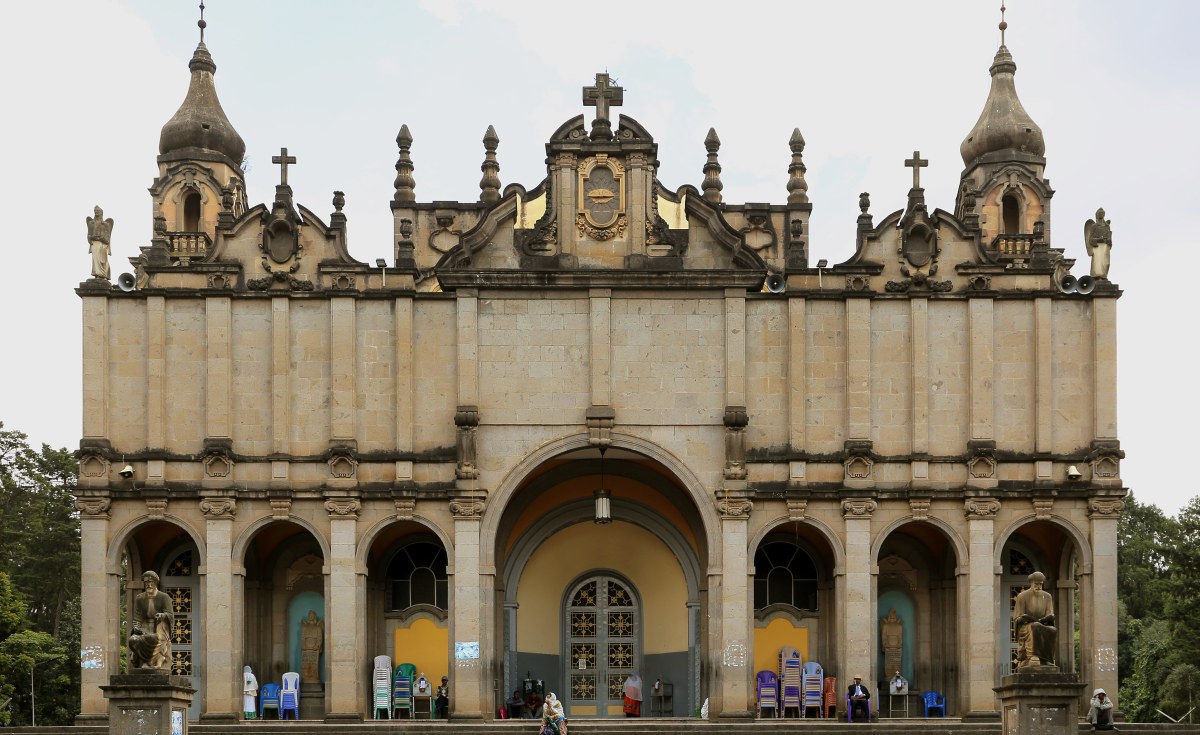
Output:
272,147,297,186
583,73,623,130
905,150,928,189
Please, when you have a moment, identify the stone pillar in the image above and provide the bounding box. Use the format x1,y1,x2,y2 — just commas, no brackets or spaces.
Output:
1087,499,1123,710
449,502,486,719
964,497,1001,717
841,499,875,691
198,498,237,722
102,672,195,735
325,501,362,721
76,498,113,723
715,493,752,719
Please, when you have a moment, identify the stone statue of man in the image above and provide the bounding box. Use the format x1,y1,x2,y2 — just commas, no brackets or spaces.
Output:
127,570,174,669
880,608,903,678
86,205,114,281
300,610,323,682
1084,208,1112,280
1013,571,1057,669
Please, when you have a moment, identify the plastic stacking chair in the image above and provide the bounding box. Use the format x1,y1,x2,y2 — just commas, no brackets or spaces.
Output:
755,670,778,718
802,661,823,717
373,655,393,720
259,682,281,720
280,672,300,720
392,664,413,718
822,676,838,719
846,690,872,723
778,647,802,718
923,691,946,717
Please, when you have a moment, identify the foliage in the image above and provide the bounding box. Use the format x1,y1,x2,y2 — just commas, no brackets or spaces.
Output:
0,422,80,726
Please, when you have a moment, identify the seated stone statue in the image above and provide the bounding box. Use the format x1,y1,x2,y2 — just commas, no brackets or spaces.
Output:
1013,571,1057,669
127,571,174,669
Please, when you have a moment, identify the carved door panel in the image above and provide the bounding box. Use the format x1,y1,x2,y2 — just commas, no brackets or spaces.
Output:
565,575,639,717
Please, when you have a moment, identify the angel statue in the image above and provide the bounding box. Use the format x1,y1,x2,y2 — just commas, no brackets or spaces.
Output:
86,205,114,280
1084,208,1112,280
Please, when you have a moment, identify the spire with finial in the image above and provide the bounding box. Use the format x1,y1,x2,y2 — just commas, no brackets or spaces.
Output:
959,2,1045,166
702,128,723,204
158,1,245,167
479,125,501,204
786,128,809,205
393,125,416,202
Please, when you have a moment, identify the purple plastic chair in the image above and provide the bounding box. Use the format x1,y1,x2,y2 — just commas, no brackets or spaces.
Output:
756,670,778,718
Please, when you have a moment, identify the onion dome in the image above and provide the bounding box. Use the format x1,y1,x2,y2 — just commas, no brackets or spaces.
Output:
959,45,1045,166
158,42,246,166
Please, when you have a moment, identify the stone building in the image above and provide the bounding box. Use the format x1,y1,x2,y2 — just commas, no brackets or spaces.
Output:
74,18,1125,725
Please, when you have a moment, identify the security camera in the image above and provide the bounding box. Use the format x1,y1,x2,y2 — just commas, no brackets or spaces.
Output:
1066,465,1082,481
118,464,135,479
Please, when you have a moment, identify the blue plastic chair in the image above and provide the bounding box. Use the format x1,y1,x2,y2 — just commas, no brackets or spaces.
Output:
923,691,946,717
259,682,282,719
846,689,871,722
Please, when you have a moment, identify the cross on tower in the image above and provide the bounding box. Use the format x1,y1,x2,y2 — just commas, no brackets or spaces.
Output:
583,73,624,139
905,150,928,190
272,147,297,186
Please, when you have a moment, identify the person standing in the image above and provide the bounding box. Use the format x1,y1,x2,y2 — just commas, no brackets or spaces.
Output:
623,673,643,717
242,666,259,720
847,675,871,723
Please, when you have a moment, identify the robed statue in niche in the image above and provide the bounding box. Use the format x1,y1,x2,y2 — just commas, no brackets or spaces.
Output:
300,610,323,682
1013,571,1057,669
1084,208,1113,280
880,608,903,678
86,205,114,280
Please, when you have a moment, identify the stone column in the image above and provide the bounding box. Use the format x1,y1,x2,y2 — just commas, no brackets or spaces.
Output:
199,498,237,721
715,495,752,719
324,499,362,721
81,295,109,441
75,498,113,723
840,499,875,689
1088,498,1123,710
787,297,807,488
964,497,1001,717
449,501,486,719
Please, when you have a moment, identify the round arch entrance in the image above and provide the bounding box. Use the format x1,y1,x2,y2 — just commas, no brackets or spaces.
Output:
492,444,710,718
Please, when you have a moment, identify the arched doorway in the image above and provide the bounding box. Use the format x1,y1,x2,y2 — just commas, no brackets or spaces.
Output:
494,445,708,718
564,573,640,714
750,526,835,681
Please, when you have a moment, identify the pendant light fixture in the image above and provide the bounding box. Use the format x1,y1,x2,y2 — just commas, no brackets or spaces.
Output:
594,446,612,525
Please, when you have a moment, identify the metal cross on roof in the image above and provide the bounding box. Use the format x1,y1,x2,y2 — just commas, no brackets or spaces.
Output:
272,147,297,187
905,150,929,190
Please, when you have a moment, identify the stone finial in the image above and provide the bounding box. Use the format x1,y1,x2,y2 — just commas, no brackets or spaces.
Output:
479,125,501,204
702,128,723,203
787,128,809,204
858,192,873,231
393,124,416,202
332,190,345,213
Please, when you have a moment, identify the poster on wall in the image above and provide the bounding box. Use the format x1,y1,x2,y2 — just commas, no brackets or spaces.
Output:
454,641,480,660
171,709,184,735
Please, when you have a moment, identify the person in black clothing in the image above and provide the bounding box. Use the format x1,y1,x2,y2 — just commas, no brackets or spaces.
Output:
435,676,449,718
847,675,871,723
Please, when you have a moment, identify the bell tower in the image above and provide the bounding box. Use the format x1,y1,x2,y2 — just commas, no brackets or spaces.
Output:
956,5,1053,263
149,3,246,264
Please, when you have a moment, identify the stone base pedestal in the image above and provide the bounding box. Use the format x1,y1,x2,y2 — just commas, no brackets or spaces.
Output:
995,671,1085,735
300,682,325,719
101,671,194,735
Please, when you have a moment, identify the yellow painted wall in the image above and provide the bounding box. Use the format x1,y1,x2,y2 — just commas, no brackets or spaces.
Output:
516,520,687,654
752,617,809,675
393,618,449,683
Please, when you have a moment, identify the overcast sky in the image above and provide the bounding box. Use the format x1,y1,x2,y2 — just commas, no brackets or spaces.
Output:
2,1,1195,515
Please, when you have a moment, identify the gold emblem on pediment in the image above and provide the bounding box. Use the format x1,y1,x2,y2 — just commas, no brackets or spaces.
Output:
577,155,626,240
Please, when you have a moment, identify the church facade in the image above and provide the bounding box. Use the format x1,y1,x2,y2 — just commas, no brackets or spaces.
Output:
74,22,1125,724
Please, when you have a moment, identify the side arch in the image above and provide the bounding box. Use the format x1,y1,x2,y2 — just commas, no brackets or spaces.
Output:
231,514,331,570
356,514,454,576
993,514,1093,574
746,514,848,576
107,514,207,572
870,515,968,569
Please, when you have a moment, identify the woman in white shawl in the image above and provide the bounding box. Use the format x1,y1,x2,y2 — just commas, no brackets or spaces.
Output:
539,691,567,735
242,665,258,720
623,673,643,717
1087,688,1116,730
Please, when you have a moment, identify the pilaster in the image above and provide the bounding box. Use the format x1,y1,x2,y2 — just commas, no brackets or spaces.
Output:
82,296,109,440
1034,298,1052,453
965,497,1000,715
716,493,752,719
840,499,875,688
1092,298,1118,440
325,500,362,721
1087,498,1123,710
449,500,486,719
787,297,807,461
271,297,290,454
199,498,236,721
457,290,479,407
76,499,113,720
330,297,356,442
589,289,612,406
969,298,993,441
725,289,746,406
147,296,166,448
847,299,870,440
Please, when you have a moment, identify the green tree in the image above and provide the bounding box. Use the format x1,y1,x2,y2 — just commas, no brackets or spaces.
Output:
0,422,80,725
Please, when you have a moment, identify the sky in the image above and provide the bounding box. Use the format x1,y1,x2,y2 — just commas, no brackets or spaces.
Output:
1,1,1196,514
